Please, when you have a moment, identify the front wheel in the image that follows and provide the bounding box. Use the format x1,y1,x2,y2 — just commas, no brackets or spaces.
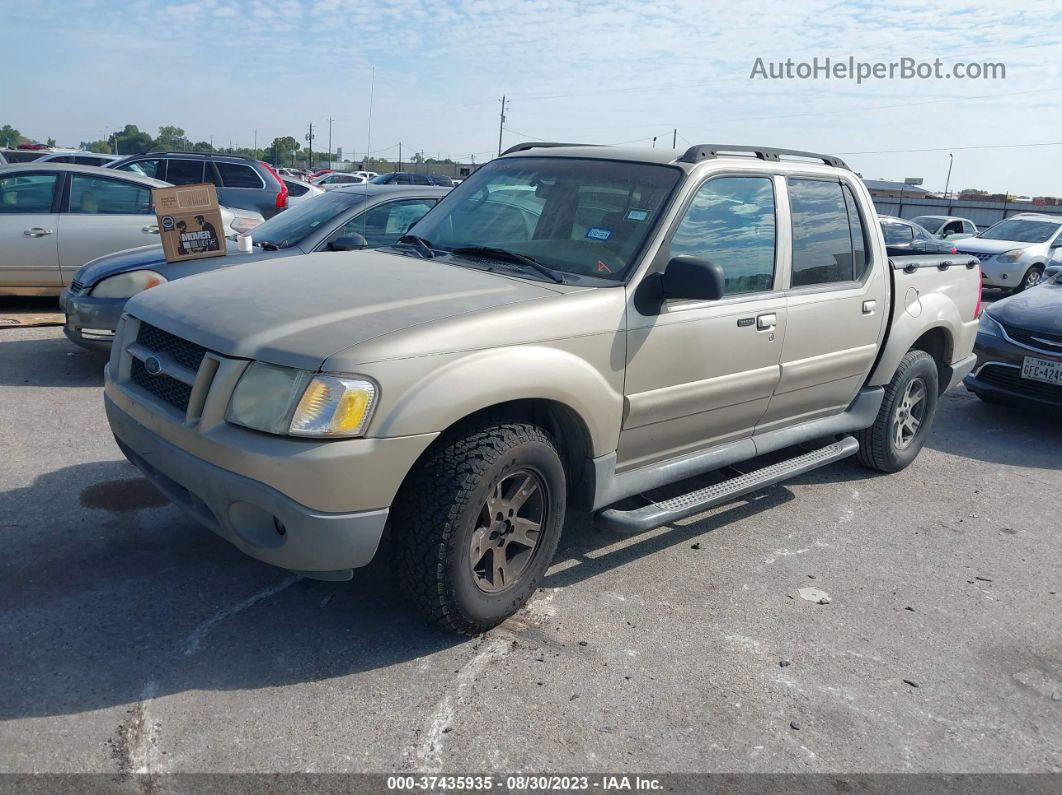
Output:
392,418,566,635
1017,265,1044,292
856,350,939,473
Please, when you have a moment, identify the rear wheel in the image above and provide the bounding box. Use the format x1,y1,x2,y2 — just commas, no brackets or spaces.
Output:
392,418,566,635
857,350,939,472
1017,265,1044,292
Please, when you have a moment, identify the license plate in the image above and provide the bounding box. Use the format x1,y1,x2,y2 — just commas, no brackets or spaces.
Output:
1021,355,1062,385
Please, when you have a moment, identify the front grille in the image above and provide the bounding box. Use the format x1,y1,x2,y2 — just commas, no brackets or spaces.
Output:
978,364,1062,404
137,322,207,371
957,251,995,262
130,357,193,411
1002,323,1062,352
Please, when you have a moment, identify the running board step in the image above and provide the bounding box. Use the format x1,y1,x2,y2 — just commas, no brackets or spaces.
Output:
594,436,860,535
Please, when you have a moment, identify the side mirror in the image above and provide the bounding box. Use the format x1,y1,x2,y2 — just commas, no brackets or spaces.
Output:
636,256,725,313
328,233,368,252
1050,239,1062,249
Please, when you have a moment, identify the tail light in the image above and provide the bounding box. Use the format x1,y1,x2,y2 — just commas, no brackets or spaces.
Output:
974,264,983,319
260,161,288,210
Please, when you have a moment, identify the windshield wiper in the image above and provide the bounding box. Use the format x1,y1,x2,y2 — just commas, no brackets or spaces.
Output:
396,234,436,259
256,240,282,251
450,246,564,283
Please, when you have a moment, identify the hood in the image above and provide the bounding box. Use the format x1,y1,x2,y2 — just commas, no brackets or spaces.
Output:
125,250,566,371
954,238,1037,255
75,242,292,286
988,281,1062,335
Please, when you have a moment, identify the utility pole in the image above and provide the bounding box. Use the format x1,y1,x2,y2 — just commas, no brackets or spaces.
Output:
943,153,954,199
306,122,315,169
366,66,375,169
327,117,333,165
652,136,657,149
672,128,677,148
209,135,213,152
497,95,508,158
253,129,258,161
398,142,402,172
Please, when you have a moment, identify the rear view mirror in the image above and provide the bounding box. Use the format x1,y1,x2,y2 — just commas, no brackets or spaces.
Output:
636,256,726,314
329,234,368,252
661,256,726,301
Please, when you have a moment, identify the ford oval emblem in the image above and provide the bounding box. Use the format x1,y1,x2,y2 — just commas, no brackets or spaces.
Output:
144,356,163,376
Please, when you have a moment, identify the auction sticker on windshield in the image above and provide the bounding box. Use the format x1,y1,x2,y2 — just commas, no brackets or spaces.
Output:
1021,355,1062,385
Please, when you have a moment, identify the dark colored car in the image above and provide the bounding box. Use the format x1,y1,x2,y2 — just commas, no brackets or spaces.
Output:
61,184,448,350
0,148,48,164
371,171,454,187
879,216,957,256
964,271,1062,408
108,151,289,218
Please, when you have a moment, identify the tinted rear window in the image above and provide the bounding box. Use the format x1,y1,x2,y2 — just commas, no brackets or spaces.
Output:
166,159,205,184
217,162,265,189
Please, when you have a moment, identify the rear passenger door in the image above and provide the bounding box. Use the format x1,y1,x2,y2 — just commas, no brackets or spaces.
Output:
757,177,888,431
57,173,157,282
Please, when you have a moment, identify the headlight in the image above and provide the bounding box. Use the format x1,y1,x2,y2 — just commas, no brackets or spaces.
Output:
289,375,377,437
230,215,261,235
226,363,377,438
91,270,167,298
995,248,1024,264
978,311,1004,338
226,362,313,435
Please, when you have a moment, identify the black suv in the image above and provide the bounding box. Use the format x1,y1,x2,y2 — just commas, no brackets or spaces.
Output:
370,172,454,187
107,152,288,218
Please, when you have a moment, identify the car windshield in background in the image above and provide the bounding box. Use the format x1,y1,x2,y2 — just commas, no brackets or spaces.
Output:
977,218,1060,243
409,157,681,282
250,189,366,248
911,216,941,232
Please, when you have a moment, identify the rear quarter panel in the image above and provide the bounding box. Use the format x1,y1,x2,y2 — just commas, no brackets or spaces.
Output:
869,254,981,386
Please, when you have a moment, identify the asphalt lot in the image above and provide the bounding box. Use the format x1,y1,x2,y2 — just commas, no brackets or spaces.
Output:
1,317,1060,776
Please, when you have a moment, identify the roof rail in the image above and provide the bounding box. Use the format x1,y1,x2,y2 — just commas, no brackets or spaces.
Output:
500,142,599,156
677,144,849,170
139,150,256,160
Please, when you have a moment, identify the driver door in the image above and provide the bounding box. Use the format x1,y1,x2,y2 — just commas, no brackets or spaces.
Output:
619,174,786,471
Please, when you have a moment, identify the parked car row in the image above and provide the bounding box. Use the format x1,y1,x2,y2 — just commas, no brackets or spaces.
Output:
0,162,262,296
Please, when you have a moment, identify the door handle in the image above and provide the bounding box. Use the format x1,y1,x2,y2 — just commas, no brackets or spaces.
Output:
756,313,777,330
142,225,159,234
862,300,877,315
23,227,54,238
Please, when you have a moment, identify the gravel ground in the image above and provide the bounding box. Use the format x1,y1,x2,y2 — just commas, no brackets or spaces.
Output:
1,325,1059,776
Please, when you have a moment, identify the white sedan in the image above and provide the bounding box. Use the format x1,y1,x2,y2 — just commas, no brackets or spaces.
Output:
0,163,262,295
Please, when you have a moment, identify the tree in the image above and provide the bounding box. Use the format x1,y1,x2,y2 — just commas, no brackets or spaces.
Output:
113,124,153,155
191,140,214,153
46,137,56,147
0,124,20,148
155,125,191,151
410,152,424,164
269,135,300,165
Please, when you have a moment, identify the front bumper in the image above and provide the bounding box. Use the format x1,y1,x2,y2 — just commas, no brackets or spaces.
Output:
107,394,390,577
979,258,1032,289
964,331,1062,408
61,288,124,351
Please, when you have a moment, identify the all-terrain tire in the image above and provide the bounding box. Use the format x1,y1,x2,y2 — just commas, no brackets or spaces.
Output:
392,417,566,635
856,350,939,473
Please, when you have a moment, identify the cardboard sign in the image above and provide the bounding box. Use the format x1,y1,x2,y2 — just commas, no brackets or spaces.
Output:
151,183,227,263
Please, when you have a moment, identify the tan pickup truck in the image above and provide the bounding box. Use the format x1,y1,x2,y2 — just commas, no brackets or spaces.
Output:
104,143,981,633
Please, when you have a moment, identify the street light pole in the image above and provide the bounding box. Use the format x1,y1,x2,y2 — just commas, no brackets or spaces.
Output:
943,153,954,199
327,117,333,166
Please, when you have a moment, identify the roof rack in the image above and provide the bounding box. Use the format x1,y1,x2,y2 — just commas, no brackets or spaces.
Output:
500,142,599,156
138,150,257,160
677,144,849,170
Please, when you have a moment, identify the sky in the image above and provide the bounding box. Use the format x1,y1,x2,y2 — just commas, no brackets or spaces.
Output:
3,0,1061,195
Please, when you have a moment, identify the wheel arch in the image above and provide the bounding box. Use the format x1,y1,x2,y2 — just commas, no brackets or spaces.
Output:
868,292,962,393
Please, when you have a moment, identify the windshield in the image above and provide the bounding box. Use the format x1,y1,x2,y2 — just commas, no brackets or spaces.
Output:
911,216,942,233
977,218,1060,244
409,156,681,281
251,190,366,248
